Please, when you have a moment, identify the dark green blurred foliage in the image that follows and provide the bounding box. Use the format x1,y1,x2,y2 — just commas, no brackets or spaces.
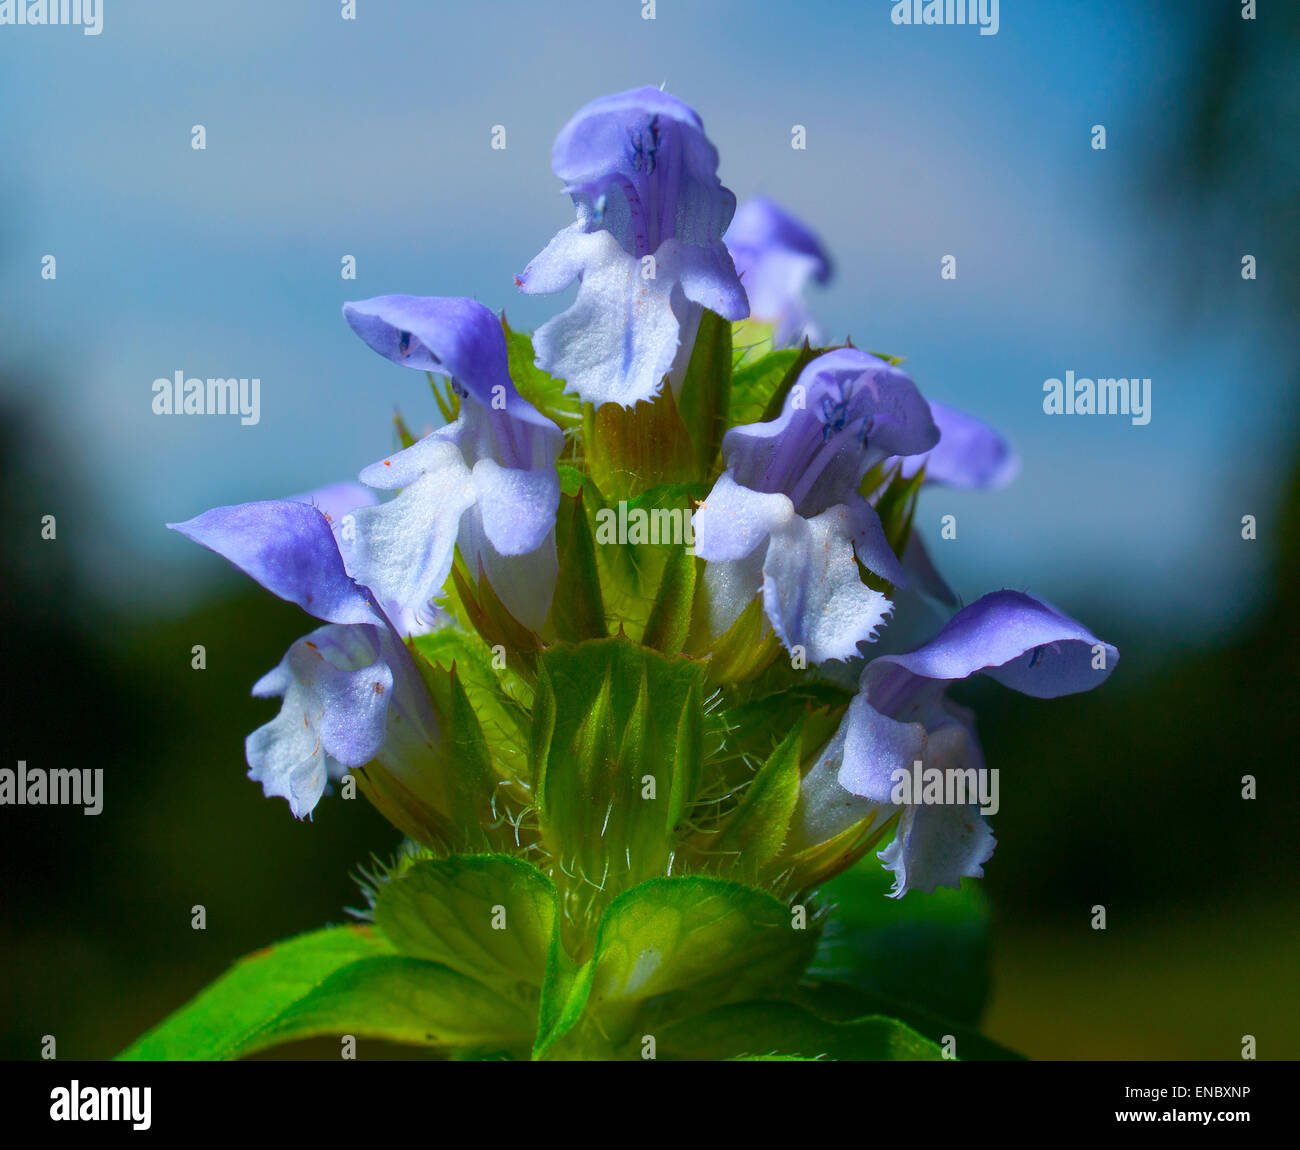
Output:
0,395,408,1059
975,0,1300,1057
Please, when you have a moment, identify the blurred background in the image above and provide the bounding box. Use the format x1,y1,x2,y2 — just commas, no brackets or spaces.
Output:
1,0,1296,1059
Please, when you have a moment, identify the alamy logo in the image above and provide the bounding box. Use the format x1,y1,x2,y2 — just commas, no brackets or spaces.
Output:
0,0,103,35
50,1081,150,1131
152,372,261,426
0,760,104,815
1043,371,1151,426
594,501,695,551
890,0,999,36
891,762,1000,815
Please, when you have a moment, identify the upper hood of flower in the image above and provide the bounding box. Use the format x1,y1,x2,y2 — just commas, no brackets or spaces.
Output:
168,500,384,628
839,589,1120,804
722,348,940,517
551,85,737,259
725,195,832,285
894,400,1019,490
725,196,832,346
516,88,748,408
343,294,562,469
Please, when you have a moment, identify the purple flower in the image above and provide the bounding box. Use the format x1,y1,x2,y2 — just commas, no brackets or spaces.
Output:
286,480,378,526
725,196,832,348
247,624,394,819
341,295,563,634
893,400,1018,491
516,87,748,408
169,497,440,818
794,591,1119,896
882,401,1019,607
169,499,385,627
693,348,938,663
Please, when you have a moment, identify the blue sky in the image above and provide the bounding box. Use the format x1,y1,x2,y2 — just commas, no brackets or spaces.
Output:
0,0,1286,654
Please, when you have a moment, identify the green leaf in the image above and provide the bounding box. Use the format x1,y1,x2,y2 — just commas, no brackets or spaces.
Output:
708,721,804,880
502,315,581,429
531,639,713,906
551,485,607,641
871,463,926,571
120,920,539,1061
439,664,497,830
379,651,498,850
731,317,776,363
656,1000,944,1061
729,347,801,427
582,385,696,502
411,628,531,790
427,370,459,424
373,855,557,997
581,876,817,1050
867,349,907,366
689,592,781,684
639,543,696,655
243,956,535,1057
813,861,992,1027
759,341,830,423
118,925,393,1060
731,1054,824,1061
449,552,542,680
393,408,416,449
411,626,530,729
581,480,705,639
533,947,596,1060
675,308,732,478
791,979,1022,1062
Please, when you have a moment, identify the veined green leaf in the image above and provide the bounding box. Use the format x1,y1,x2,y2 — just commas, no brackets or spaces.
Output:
690,592,782,685
374,855,556,996
872,462,926,570
730,318,776,366
448,552,542,681
118,926,393,1060
656,1000,944,1061
533,947,596,1060
791,979,1022,1062
244,956,535,1057
580,876,817,1051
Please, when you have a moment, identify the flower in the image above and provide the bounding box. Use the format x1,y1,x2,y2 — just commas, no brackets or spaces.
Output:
793,590,1119,896
285,480,378,524
169,498,385,628
692,348,939,663
341,295,563,634
516,86,748,408
247,623,395,819
724,195,832,347
883,401,1020,607
893,400,1019,491
168,497,441,818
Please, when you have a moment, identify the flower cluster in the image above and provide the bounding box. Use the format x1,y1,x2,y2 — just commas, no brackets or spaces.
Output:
171,85,1116,908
